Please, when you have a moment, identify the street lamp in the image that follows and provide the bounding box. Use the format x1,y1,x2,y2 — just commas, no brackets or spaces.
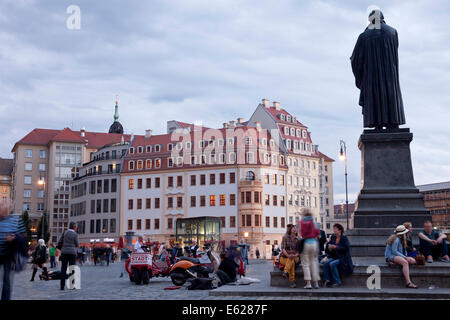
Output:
339,140,349,230
38,177,47,240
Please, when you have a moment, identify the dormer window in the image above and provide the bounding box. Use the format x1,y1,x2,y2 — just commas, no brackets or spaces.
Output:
286,115,291,122
280,114,285,121
302,130,307,138
155,158,161,168
129,147,134,154
128,161,135,170
137,160,143,170
167,143,173,151
146,159,152,169
176,142,182,150
290,128,295,136
284,127,289,135
155,145,161,152
138,146,143,153
146,145,152,153
296,129,301,137
168,157,174,167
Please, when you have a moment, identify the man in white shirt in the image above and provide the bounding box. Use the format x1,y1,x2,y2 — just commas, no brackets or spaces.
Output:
134,236,144,253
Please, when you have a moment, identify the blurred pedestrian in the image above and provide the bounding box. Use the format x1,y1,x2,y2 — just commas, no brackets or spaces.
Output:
30,239,49,281
0,200,27,300
299,210,320,289
58,221,79,290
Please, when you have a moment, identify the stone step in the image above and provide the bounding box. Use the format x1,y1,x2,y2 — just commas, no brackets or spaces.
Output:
270,258,450,288
210,286,450,299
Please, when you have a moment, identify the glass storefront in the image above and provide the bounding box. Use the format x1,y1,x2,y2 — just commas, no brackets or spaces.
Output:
175,216,221,247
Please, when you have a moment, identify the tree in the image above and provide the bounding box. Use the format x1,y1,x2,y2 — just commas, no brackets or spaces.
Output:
21,211,32,242
37,212,50,244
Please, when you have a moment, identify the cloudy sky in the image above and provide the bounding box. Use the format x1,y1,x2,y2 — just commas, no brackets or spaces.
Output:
1,0,449,204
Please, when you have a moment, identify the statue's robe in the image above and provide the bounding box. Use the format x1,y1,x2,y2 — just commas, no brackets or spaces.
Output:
350,22,406,128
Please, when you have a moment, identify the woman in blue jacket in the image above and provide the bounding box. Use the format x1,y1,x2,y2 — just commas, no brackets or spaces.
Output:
385,225,417,288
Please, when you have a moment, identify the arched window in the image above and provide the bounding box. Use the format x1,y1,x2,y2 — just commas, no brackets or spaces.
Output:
246,171,255,181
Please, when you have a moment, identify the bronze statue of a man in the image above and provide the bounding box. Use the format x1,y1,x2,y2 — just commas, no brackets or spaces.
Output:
350,10,406,130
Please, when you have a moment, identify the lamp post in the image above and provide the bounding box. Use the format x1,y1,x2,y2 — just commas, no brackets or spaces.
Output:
38,177,47,240
339,140,349,230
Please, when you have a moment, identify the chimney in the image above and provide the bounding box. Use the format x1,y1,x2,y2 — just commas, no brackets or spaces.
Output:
223,122,229,128
80,127,86,137
255,121,261,132
237,117,244,124
229,120,236,128
273,101,281,110
262,98,270,108
145,129,152,139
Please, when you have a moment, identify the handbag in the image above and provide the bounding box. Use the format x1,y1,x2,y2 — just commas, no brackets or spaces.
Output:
297,238,305,255
13,251,28,272
56,231,66,250
415,253,426,265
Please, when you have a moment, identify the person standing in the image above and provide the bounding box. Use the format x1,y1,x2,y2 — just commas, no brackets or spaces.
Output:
0,200,27,300
105,245,112,266
30,239,49,281
255,248,260,260
299,210,320,289
49,244,56,268
190,241,199,258
58,222,79,290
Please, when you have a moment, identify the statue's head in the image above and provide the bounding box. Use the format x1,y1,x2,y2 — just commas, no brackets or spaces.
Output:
366,5,384,29
368,9,384,23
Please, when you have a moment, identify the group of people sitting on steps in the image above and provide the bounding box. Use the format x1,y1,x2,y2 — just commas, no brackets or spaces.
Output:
280,212,449,290
385,220,449,289
279,209,353,289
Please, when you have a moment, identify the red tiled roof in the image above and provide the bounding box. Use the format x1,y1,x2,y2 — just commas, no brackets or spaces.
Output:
265,106,306,127
0,158,13,175
318,151,335,162
12,128,135,152
50,128,86,144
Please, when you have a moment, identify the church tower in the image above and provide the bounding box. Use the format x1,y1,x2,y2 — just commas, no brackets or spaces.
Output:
108,99,124,134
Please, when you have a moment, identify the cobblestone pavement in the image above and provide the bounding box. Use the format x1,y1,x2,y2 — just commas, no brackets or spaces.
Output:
9,260,276,300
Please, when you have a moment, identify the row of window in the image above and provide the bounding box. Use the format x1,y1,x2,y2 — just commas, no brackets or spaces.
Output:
127,152,285,170
22,202,44,212
85,179,118,195
283,126,307,138
240,192,286,207
128,218,161,231
24,162,46,171
129,137,279,155
24,149,46,158
126,214,285,231
75,219,117,235
242,215,285,228
128,173,236,190
127,194,237,210
23,189,44,199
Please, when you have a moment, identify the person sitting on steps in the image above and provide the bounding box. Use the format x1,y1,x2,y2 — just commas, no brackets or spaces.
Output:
280,224,299,288
418,220,450,263
323,224,354,288
385,225,418,289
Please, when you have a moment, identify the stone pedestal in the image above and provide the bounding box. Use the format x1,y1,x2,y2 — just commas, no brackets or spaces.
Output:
348,128,431,256
354,128,430,228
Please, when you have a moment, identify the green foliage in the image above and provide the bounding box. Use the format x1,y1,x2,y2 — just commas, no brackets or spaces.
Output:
37,212,50,244
21,211,32,242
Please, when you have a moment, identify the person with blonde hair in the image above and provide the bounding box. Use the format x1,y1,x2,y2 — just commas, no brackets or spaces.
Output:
30,239,49,281
299,210,320,289
403,222,417,257
385,225,417,288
